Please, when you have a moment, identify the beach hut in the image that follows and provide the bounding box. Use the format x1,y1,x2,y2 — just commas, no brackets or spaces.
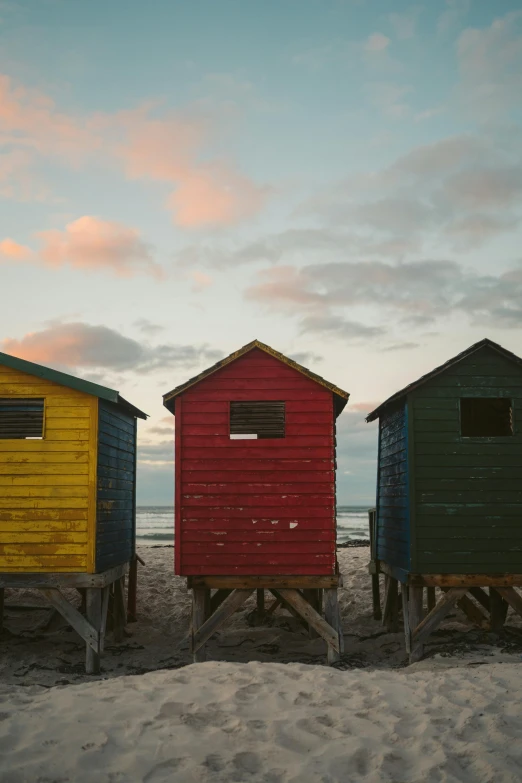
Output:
366,338,522,661
0,350,146,672
163,339,349,663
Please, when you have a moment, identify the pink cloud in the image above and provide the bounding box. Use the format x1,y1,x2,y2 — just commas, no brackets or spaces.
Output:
0,74,99,161
36,216,163,278
365,33,391,52
1,73,268,227
0,237,33,260
189,270,213,291
117,111,268,227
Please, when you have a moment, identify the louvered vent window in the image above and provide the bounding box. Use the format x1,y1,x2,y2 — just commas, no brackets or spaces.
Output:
460,397,513,437
0,399,44,439
230,401,285,439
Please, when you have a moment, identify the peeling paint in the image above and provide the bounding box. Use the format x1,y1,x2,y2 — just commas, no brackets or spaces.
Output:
271,520,279,525
289,522,298,529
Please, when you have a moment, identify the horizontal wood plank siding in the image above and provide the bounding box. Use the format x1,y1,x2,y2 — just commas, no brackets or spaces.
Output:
0,367,95,572
177,348,336,576
413,347,522,573
95,400,136,572
376,403,410,570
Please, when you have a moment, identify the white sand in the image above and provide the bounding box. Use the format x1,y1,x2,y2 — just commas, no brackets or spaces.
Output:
1,547,522,781
1,661,521,782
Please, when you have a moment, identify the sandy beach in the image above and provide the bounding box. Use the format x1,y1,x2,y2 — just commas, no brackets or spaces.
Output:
1,546,522,782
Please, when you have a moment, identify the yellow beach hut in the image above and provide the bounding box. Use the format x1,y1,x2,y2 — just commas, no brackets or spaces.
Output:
0,350,146,672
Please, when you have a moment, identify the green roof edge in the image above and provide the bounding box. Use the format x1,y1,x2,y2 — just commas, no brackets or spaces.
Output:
0,351,147,419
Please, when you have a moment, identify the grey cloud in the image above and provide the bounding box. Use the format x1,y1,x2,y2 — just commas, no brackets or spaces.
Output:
1,322,223,374
137,441,174,464
380,342,421,352
288,351,323,366
300,314,385,341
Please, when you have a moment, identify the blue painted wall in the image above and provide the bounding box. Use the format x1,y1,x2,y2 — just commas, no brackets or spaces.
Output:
376,403,410,571
95,400,136,572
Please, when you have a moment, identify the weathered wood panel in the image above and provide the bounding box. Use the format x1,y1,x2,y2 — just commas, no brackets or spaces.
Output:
376,404,410,570
0,366,96,572
176,348,337,576
95,401,136,572
413,346,522,573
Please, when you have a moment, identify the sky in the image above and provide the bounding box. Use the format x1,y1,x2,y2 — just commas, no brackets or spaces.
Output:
1,0,522,505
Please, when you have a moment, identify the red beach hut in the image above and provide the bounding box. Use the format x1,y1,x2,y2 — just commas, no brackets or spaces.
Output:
163,340,349,663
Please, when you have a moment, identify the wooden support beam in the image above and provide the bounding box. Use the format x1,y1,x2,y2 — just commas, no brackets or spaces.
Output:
372,574,382,620
276,588,341,658
190,575,339,590
409,574,522,588
383,575,399,632
441,587,489,629
84,588,102,675
269,589,308,629
256,589,265,617
323,588,343,664
192,589,252,655
469,587,490,612
427,587,436,612
496,587,522,620
413,588,468,646
490,588,509,631
40,588,99,654
127,555,138,623
0,587,4,635
210,589,233,614
112,577,126,643
401,587,411,654
0,563,128,590
100,586,110,653
408,586,424,663
265,596,282,616
303,589,322,639
192,587,210,662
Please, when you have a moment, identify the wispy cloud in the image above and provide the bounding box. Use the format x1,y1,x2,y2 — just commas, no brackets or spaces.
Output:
1,322,224,374
0,73,269,228
456,10,522,121
1,216,163,278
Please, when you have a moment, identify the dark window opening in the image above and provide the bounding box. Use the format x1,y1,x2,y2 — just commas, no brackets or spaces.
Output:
460,397,513,437
230,401,285,439
0,398,44,439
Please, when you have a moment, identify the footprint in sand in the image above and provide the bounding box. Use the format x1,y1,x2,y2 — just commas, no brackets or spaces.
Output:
143,757,187,782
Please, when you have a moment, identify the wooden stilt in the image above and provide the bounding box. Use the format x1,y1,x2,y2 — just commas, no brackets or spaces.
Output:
372,574,382,620
192,587,209,662
469,587,490,612
113,577,126,643
383,575,399,632
408,586,424,663
496,587,522,620
303,588,321,638
269,589,308,629
127,555,138,623
193,589,252,656
265,596,282,616
490,588,509,631
427,587,436,612
210,589,233,613
85,588,102,675
442,587,489,629
413,588,468,650
401,586,411,654
0,587,4,635
256,589,265,619
323,588,343,665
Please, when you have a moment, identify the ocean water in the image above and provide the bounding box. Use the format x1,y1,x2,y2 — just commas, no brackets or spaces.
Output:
136,506,370,546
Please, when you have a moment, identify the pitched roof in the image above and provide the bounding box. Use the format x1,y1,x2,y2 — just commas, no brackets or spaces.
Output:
163,339,349,415
366,338,522,423
0,351,147,419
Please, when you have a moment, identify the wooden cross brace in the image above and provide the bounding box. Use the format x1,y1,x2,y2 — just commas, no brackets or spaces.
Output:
190,586,344,665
